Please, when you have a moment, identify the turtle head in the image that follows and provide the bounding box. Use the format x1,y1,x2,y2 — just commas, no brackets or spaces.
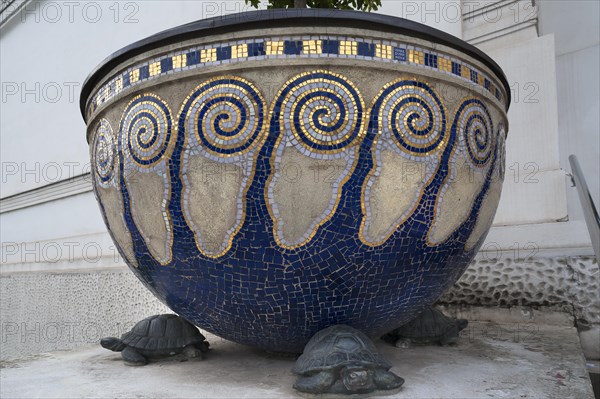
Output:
100,337,126,352
341,366,374,392
456,319,469,331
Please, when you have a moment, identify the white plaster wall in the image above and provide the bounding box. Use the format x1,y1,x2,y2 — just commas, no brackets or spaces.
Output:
538,0,600,223
461,1,567,227
538,0,600,57
379,0,462,38
0,0,250,198
484,34,567,225
1,192,104,243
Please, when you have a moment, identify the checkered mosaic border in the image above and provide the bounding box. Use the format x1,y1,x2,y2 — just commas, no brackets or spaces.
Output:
86,35,507,120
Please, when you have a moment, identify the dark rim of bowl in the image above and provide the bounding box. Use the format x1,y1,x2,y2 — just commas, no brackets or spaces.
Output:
80,8,511,120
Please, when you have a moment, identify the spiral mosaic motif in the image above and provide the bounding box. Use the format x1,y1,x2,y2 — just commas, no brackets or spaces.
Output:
180,77,266,156
121,94,174,167
376,80,447,156
93,119,116,187
278,71,365,153
455,98,494,167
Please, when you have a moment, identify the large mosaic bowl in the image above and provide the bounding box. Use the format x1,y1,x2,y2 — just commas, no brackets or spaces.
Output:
81,10,510,353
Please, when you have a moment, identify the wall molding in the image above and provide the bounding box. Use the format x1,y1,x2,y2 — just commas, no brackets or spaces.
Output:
0,174,93,214
466,19,538,46
462,0,538,46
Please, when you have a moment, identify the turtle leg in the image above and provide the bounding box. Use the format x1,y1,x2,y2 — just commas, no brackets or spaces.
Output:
182,345,204,360
293,371,335,394
121,347,148,366
440,321,468,346
439,335,458,346
373,368,405,390
194,340,210,353
395,338,412,348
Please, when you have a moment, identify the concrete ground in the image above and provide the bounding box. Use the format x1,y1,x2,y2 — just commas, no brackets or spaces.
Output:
0,321,595,399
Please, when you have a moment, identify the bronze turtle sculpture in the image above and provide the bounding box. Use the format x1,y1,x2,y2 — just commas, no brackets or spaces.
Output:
384,307,468,348
100,314,209,365
293,325,404,394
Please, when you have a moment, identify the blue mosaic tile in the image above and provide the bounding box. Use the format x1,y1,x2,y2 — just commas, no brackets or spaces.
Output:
393,47,406,61
424,53,438,68
470,69,478,84
122,72,131,88
357,42,375,57
322,39,340,54
161,57,173,73
247,42,266,57
187,50,201,66
139,65,149,80
216,46,232,61
284,40,303,55
452,61,461,76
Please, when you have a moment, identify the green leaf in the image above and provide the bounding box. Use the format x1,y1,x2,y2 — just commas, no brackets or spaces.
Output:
244,0,380,11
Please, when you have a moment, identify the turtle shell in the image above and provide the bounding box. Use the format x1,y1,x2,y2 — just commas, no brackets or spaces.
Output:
392,307,456,339
293,325,391,375
121,314,205,351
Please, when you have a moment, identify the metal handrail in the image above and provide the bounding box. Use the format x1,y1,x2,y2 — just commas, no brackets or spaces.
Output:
569,155,600,261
